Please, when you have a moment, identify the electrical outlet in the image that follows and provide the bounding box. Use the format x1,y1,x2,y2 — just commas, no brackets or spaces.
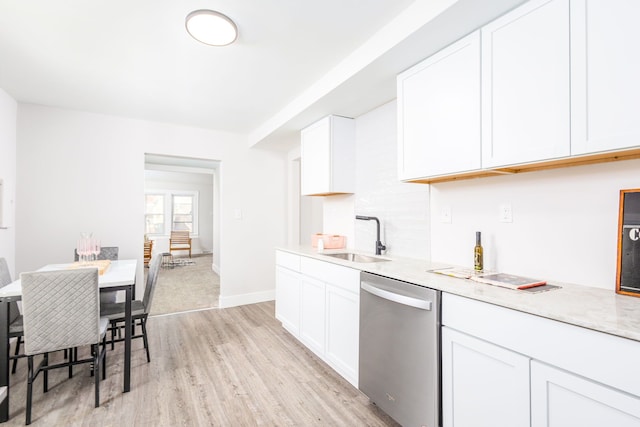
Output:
499,203,513,223
440,206,452,223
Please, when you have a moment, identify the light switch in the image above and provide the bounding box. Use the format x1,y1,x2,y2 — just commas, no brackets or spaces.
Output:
234,209,243,220
499,203,513,223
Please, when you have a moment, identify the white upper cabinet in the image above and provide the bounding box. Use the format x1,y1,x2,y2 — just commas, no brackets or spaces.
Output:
397,31,481,181
300,115,355,196
570,0,640,155
481,0,570,168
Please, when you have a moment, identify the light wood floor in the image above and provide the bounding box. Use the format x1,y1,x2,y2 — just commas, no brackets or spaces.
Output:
5,302,398,426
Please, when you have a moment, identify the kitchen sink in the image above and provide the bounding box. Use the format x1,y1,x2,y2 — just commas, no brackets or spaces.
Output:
322,252,390,263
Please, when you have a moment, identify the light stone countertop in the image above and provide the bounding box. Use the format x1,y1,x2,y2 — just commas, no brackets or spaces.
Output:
277,245,640,343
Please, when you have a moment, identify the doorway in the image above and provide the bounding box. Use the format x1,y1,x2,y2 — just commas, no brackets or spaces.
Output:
144,154,220,315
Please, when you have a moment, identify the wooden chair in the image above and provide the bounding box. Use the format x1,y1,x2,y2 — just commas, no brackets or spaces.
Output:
169,231,192,258
20,268,108,425
144,239,153,267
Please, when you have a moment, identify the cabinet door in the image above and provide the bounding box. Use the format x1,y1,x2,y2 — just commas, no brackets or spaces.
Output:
481,0,570,168
571,0,640,155
299,276,325,357
300,117,331,196
531,361,640,427
397,31,481,180
275,266,301,336
442,327,530,427
325,284,359,387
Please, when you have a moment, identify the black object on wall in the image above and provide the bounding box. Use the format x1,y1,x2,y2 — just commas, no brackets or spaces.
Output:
616,189,640,296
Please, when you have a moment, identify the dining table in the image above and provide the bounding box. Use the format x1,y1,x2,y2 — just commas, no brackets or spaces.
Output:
0,259,137,422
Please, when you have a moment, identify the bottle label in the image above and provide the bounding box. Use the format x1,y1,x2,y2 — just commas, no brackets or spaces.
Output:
474,248,483,271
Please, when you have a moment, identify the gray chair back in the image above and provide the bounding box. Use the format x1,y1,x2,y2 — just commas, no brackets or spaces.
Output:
21,268,101,355
142,255,162,313
0,257,21,324
74,246,119,262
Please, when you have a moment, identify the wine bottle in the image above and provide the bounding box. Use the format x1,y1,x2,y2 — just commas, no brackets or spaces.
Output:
474,231,483,272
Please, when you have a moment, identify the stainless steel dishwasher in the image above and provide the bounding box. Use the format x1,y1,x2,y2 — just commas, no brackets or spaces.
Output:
359,271,441,427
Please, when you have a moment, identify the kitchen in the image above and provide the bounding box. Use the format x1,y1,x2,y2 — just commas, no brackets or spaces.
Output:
2,0,640,426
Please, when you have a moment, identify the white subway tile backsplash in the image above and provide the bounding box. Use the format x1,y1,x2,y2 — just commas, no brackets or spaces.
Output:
353,100,430,259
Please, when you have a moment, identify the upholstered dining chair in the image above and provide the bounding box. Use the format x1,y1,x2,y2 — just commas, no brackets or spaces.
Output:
20,268,108,425
101,255,161,362
0,258,24,375
74,246,119,304
73,246,119,263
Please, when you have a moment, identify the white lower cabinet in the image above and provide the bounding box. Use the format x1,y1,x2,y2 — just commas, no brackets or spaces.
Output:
275,266,301,336
531,361,640,427
442,327,530,427
325,283,359,386
275,251,360,387
443,293,640,427
299,276,326,358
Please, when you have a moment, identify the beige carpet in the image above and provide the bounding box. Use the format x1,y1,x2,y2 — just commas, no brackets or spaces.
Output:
150,253,219,315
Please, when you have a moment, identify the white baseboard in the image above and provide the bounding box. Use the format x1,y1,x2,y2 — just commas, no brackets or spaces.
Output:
218,289,275,308
211,263,220,275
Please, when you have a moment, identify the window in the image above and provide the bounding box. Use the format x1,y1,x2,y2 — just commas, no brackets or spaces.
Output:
172,194,194,232
144,190,199,236
145,194,165,235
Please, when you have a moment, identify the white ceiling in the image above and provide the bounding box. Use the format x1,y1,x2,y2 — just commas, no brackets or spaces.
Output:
0,0,526,149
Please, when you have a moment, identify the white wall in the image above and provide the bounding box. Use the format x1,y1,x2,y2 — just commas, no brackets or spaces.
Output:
430,160,640,290
0,89,17,276
16,104,287,307
322,100,430,258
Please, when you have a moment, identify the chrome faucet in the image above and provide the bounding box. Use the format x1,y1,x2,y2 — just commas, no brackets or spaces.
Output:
356,215,386,255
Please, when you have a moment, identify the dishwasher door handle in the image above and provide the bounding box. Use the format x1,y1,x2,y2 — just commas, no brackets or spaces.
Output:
361,282,432,311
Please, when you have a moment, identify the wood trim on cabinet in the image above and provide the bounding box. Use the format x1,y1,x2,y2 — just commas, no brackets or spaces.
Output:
404,147,640,185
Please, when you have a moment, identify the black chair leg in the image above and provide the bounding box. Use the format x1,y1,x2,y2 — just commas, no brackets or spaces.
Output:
90,345,95,377
68,347,74,378
12,336,22,374
141,318,150,363
26,356,34,425
43,353,49,393
102,336,107,380
93,344,100,408
110,324,116,350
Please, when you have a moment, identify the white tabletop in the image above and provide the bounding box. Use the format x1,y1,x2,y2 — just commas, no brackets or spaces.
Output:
0,259,137,299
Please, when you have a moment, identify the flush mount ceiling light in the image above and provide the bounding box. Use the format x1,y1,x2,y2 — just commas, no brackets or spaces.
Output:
185,10,238,46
